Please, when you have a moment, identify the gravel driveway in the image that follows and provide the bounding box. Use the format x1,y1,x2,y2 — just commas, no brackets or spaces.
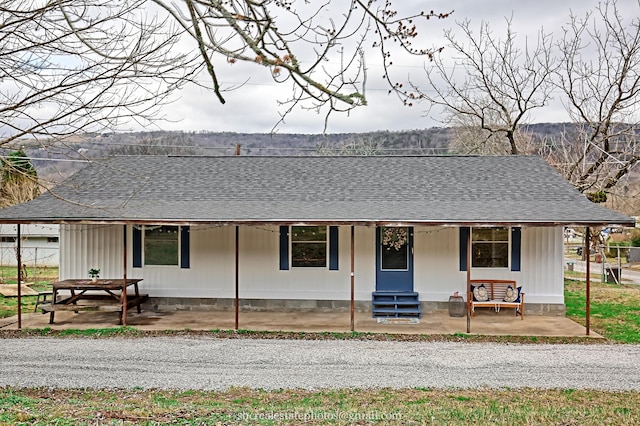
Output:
1,337,639,391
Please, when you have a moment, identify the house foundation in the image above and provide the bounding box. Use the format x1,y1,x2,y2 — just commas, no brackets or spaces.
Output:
144,297,566,316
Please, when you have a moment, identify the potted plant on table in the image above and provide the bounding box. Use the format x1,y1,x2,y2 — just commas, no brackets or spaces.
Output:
88,268,100,283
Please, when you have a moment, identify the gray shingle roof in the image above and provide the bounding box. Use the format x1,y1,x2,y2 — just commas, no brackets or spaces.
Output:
0,155,633,225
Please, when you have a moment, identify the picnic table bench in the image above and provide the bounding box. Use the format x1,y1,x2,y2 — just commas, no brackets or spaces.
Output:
38,279,147,325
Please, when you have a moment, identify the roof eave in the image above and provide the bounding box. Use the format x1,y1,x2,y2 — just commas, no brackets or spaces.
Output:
0,218,634,227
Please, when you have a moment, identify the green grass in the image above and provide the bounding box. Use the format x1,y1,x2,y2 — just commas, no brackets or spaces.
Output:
56,327,141,337
0,265,58,283
0,266,58,318
565,278,640,343
0,387,638,425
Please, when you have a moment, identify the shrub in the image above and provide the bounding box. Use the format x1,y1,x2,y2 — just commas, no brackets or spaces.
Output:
630,230,640,247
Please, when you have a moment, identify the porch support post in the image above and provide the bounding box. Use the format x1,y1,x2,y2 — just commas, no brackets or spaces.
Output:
350,225,355,332
235,225,239,331
122,225,128,326
466,227,471,334
17,224,22,330
585,227,591,336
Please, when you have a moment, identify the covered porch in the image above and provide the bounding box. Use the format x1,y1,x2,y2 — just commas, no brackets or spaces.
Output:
1,306,599,338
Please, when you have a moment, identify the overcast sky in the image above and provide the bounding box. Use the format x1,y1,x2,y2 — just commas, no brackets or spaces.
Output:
144,0,637,135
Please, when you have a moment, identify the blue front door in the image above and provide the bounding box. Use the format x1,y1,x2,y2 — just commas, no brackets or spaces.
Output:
375,226,414,292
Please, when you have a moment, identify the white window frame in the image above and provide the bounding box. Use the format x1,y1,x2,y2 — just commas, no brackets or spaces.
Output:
290,225,328,268
471,226,510,269
143,225,181,267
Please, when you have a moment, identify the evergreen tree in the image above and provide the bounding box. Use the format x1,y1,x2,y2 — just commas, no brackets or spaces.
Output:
1,150,39,207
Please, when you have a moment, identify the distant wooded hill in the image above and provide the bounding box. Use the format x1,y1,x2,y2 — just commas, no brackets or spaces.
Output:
3,123,591,184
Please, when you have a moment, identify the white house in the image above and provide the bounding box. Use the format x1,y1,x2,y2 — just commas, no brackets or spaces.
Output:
0,224,59,267
0,155,633,319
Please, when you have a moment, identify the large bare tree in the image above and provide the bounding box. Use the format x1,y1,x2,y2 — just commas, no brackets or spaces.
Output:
415,0,640,211
546,0,640,203
415,18,556,155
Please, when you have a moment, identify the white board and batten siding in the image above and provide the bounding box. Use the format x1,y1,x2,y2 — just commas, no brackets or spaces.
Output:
401,226,562,305
60,224,127,280
60,224,564,304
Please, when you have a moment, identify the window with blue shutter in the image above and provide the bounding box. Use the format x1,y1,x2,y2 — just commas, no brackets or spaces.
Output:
132,225,190,268
280,225,337,270
460,226,521,271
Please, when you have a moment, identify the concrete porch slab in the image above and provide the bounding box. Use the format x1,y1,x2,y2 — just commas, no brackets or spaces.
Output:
1,308,600,338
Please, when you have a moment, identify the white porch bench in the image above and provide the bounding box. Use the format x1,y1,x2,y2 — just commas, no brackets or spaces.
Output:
468,279,525,319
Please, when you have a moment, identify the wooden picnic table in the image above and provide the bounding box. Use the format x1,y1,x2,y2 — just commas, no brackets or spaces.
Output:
41,279,147,326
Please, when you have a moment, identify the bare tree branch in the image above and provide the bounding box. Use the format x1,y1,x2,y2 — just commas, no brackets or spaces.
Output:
1,1,450,146
153,0,451,130
0,0,199,148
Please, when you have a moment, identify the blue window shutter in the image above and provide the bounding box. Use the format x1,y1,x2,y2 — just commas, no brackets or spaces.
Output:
329,226,339,270
133,226,142,268
279,226,289,270
511,227,521,272
459,227,470,271
181,226,190,269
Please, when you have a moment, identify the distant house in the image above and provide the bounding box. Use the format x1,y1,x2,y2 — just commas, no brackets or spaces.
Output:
0,224,59,267
0,155,632,318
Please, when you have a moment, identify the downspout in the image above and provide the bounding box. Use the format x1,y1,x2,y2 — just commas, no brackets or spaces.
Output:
586,227,591,336
350,225,355,332
235,225,239,331
122,225,128,326
17,224,22,330
235,144,240,330
466,228,471,334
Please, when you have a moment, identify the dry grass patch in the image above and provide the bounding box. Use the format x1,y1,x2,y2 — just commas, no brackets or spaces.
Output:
565,279,640,304
1,387,639,425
